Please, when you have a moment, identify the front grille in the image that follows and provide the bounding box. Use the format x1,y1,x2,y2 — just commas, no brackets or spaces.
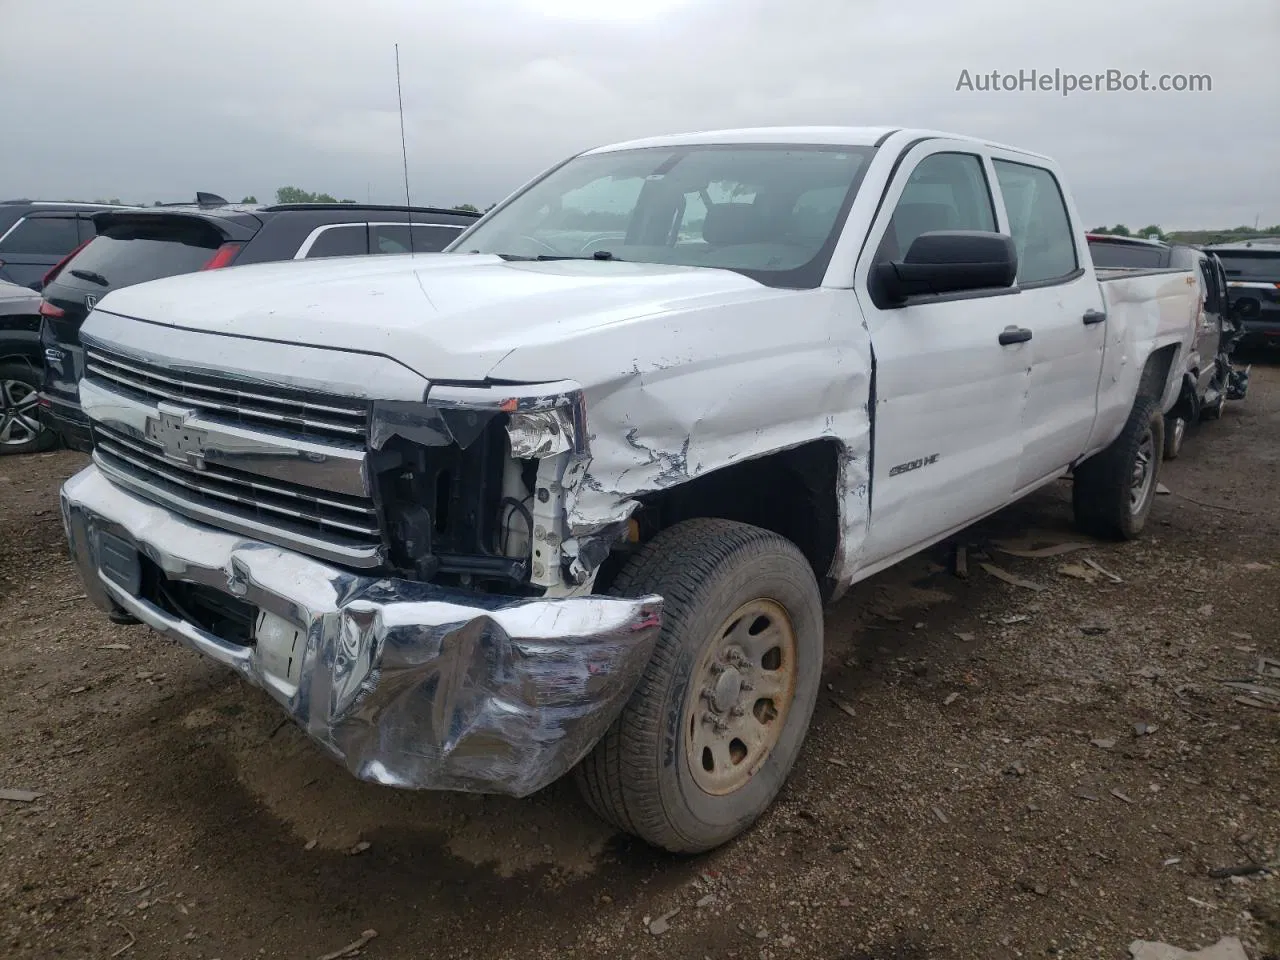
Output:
85,348,369,444
93,422,381,550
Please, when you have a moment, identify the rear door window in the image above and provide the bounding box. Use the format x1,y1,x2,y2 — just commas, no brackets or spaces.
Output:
992,160,1079,284
303,224,369,258
0,216,81,255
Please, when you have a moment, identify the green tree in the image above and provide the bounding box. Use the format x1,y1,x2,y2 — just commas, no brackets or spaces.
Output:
1136,224,1165,241
453,203,480,213
484,203,496,213
1108,224,1131,237
241,195,258,203
276,186,317,204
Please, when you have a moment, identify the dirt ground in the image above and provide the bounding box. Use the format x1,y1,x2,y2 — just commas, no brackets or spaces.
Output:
1,367,1277,960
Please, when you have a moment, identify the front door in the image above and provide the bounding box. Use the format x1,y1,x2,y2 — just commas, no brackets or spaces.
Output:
855,142,1031,565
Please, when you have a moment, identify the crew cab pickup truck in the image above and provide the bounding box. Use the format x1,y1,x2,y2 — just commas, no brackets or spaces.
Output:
60,127,1200,854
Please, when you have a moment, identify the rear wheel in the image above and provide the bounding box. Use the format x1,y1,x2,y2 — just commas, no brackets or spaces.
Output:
0,362,54,456
1073,395,1163,540
575,518,823,853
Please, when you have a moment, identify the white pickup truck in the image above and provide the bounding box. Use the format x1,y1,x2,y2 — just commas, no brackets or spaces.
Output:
61,126,1201,853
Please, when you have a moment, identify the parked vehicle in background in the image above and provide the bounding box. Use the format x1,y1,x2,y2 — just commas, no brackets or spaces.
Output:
61,126,1203,854
1203,238,1280,349
1086,234,1246,459
39,198,481,451
0,200,138,289
0,279,52,454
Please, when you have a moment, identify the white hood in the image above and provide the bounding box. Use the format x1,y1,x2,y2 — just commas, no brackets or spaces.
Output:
94,253,777,383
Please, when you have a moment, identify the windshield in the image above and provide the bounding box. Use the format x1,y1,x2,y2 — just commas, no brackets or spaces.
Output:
452,144,876,288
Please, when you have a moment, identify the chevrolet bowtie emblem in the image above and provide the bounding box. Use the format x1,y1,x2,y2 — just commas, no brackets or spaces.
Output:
144,403,207,470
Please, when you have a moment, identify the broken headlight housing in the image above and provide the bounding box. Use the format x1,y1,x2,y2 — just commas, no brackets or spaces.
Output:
368,381,588,589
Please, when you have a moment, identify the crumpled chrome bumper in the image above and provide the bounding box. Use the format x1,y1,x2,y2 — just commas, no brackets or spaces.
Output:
60,465,662,797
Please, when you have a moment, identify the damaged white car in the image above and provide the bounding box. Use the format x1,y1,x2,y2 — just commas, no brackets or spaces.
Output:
60,127,1200,853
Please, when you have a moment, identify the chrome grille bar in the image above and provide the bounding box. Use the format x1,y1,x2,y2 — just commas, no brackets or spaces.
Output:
94,424,379,537
85,349,369,442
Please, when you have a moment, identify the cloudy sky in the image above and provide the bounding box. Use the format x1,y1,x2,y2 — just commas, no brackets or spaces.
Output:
3,0,1276,229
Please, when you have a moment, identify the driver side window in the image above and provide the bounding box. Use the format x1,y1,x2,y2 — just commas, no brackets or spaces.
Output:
876,152,995,262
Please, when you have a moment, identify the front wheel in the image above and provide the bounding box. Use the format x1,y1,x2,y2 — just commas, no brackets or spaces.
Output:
1073,395,1163,540
0,361,55,456
575,518,823,853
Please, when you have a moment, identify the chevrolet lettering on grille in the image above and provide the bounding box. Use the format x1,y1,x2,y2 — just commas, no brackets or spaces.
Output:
144,403,207,470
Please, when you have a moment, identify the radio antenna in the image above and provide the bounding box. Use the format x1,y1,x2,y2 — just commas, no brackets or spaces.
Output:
395,43,415,255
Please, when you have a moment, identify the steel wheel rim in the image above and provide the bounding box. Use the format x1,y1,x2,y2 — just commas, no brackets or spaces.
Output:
686,598,798,796
1130,426,1156,513
0,378,43,447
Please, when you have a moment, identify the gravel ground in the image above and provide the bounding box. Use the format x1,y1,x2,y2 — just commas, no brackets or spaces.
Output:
1,365,1277,960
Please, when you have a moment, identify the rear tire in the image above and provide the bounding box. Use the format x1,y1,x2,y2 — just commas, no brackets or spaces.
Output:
0,361,55,456
1073,395,1163,540
575,518,823,854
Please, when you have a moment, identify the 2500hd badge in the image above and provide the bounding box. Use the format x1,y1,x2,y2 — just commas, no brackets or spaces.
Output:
888,453,940,477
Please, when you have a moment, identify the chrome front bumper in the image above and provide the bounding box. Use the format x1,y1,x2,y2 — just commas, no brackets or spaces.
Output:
60,465,662,797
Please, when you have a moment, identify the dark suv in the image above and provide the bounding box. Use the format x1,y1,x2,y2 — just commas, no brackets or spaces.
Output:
1203,239,1280,348
0,200,137,289
39,199,480,451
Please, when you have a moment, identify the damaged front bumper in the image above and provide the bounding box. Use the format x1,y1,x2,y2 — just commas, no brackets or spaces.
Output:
60,465,662,797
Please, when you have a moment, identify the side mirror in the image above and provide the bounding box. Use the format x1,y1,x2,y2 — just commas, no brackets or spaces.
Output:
872,230,1018,307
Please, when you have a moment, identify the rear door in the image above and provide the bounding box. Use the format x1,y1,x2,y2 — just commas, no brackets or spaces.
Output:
856,141,1031,564
986,154,1108,491
0,213,83,288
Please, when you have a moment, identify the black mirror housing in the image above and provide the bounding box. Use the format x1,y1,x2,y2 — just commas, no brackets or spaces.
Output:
873,230,1018,306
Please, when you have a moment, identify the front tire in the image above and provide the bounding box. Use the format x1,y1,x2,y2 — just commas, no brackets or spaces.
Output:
0,361,55,456
1073,395,1163,540
575,518,823,853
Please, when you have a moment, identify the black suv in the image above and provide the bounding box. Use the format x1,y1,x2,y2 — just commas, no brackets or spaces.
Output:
0,200,137,289
1203,239,1280,349
39,198,480,451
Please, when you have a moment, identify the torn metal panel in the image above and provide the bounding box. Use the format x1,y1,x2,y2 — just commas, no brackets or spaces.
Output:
62,465,662,798
488,292,874,589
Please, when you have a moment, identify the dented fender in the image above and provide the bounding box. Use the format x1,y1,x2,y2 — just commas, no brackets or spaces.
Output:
489,288,874,593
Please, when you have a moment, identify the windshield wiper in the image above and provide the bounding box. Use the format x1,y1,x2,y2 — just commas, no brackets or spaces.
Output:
535,251,624,262
69,269,109,286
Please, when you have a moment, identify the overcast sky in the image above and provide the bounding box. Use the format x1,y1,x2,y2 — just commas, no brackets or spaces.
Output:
3,0,1276,229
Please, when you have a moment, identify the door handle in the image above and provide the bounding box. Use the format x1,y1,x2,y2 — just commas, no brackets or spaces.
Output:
1082,308,1107,325
999,326,1033,345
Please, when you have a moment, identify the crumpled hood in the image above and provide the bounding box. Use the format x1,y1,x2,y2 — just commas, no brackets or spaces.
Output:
92,253,775,382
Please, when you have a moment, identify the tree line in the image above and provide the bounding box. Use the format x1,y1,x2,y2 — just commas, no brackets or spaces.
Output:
1092,223,1280,244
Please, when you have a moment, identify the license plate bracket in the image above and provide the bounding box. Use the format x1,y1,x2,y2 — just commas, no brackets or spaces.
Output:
97,529,141,597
